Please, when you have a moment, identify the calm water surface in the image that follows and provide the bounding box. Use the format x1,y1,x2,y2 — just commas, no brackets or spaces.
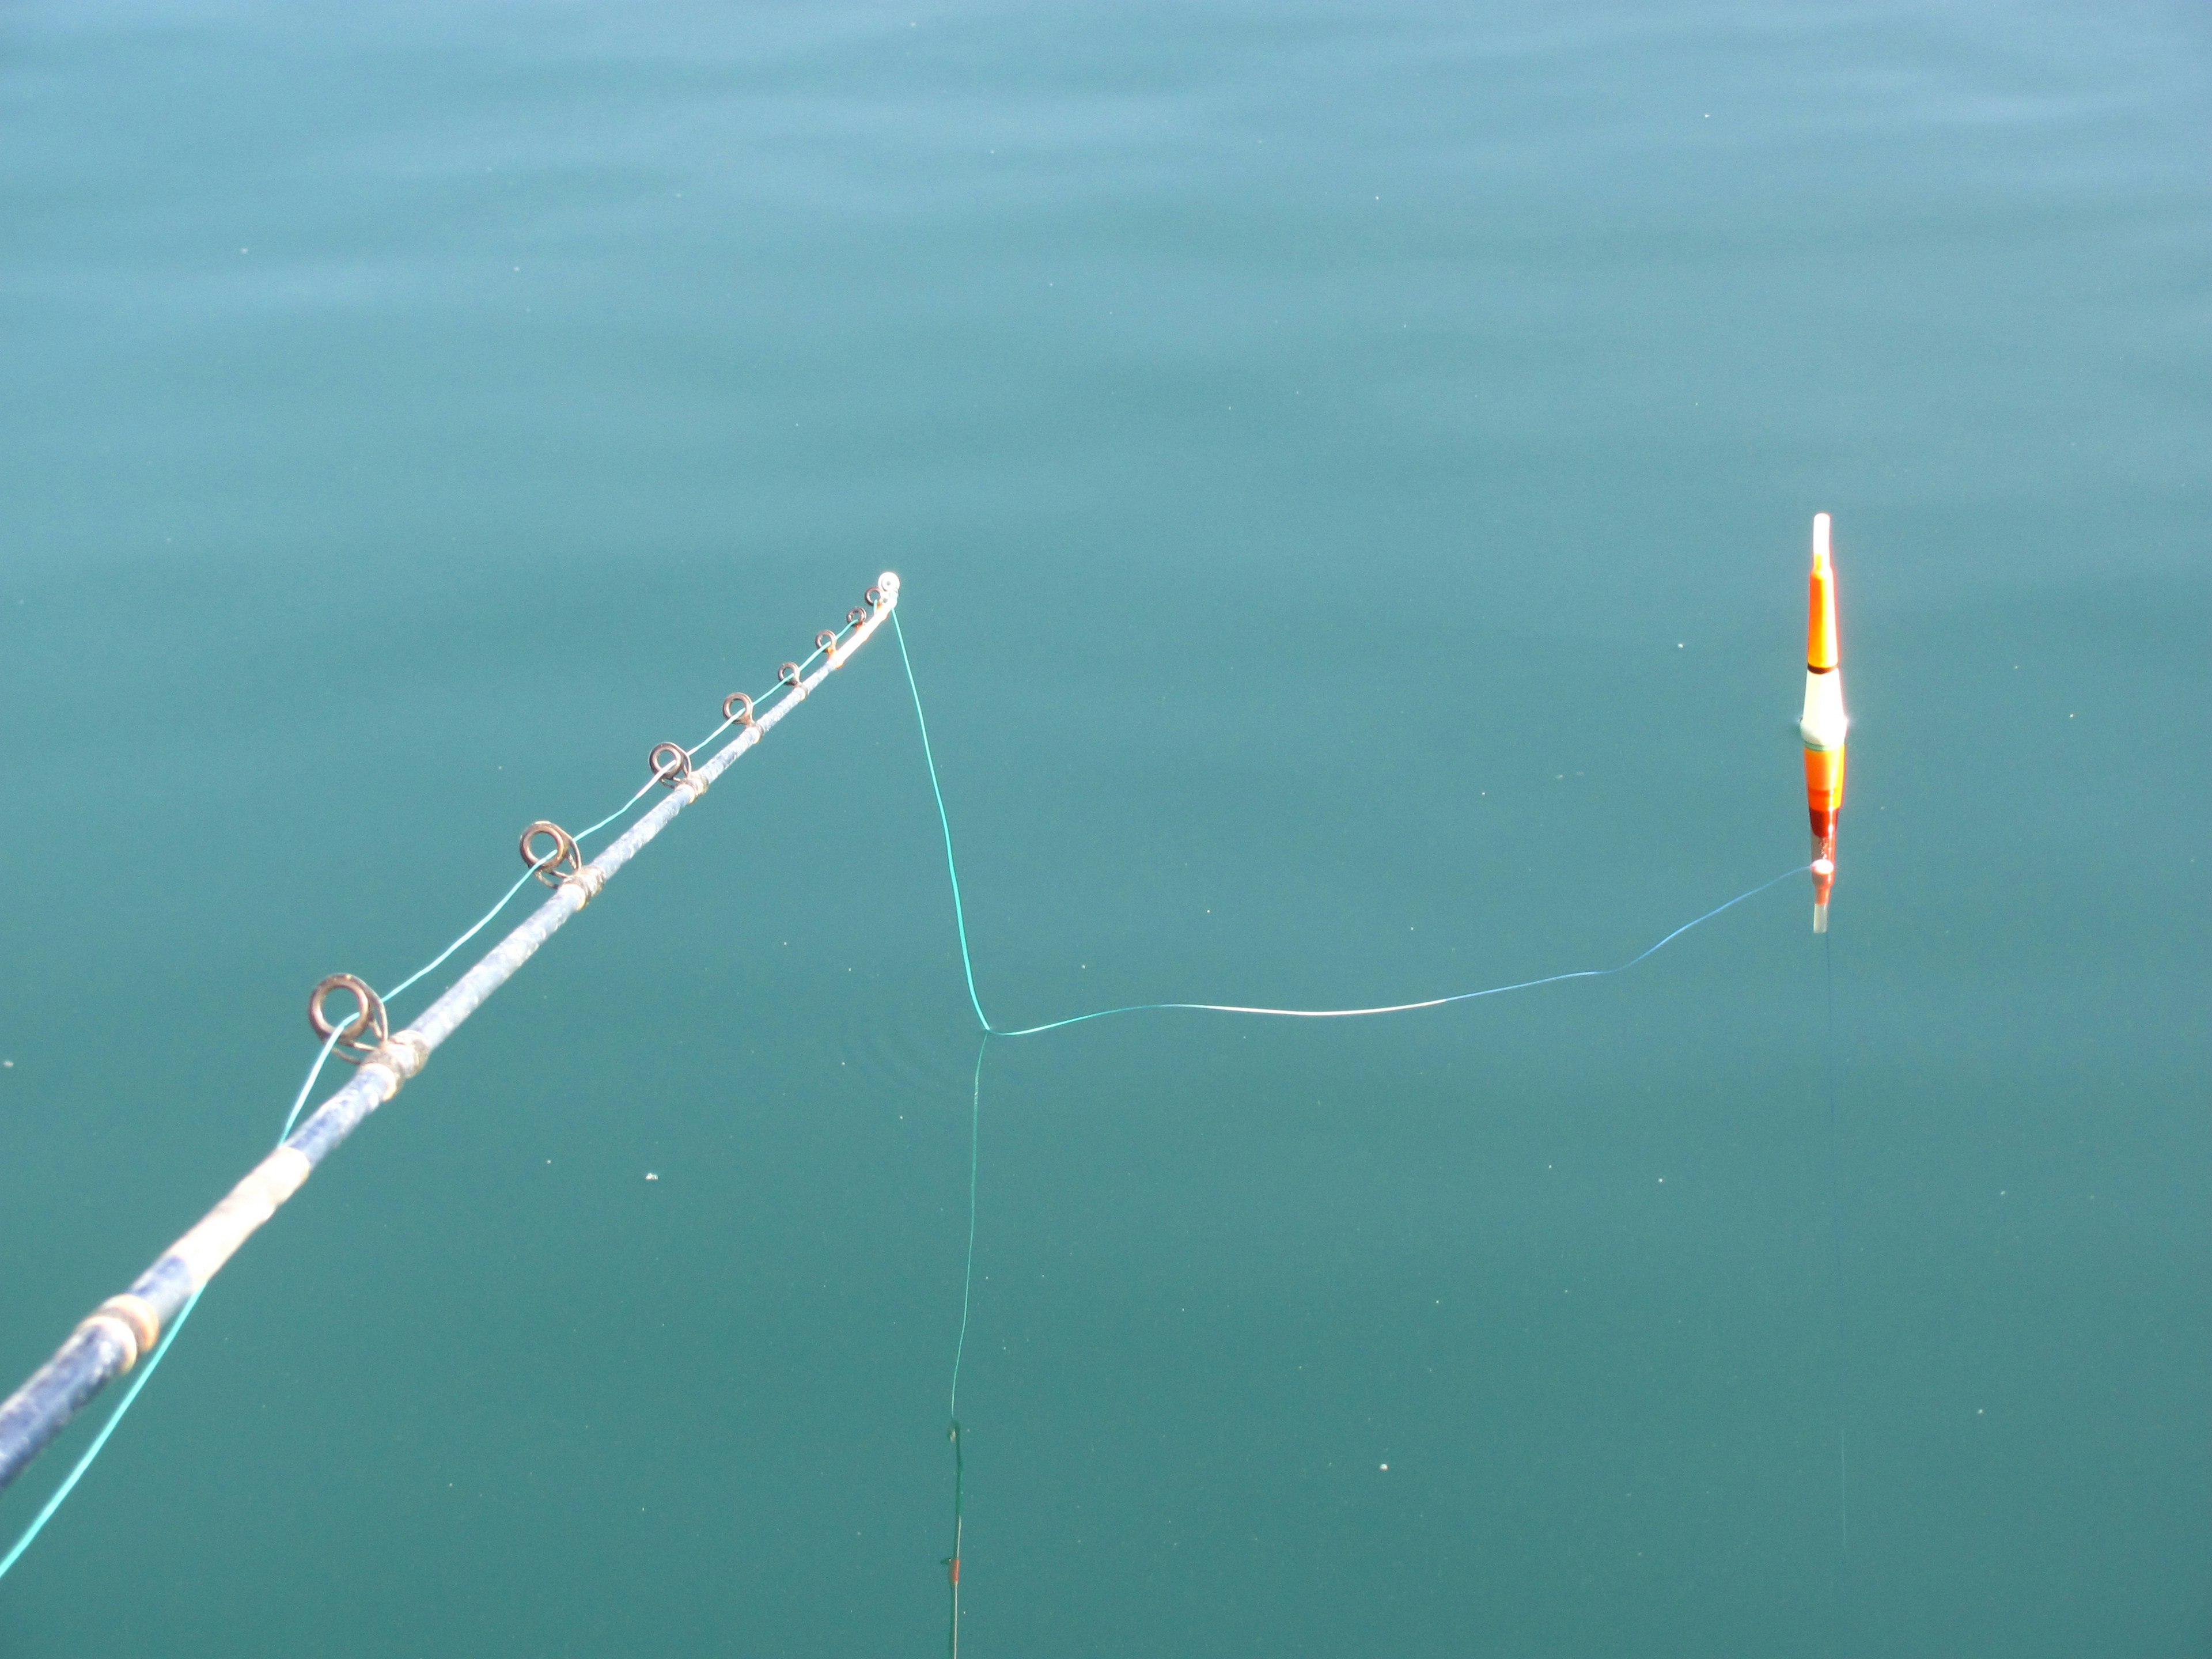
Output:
2,2,2206,1654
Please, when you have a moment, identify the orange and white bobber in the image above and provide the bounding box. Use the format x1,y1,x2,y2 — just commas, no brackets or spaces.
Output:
1799,512,1847,931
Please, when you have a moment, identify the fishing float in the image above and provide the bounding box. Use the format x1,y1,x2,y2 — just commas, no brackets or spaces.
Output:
1800,512,1848,931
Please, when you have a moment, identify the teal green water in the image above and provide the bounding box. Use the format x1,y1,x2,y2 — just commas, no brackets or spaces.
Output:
3,2,2207,1653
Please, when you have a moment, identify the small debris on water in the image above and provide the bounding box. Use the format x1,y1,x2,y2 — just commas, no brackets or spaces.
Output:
645,1172,658,1181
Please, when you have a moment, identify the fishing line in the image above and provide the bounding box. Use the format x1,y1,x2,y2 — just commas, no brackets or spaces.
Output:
895,609,1802,1039
940,1037,984,1659
893,611,990,1033
944,1412,968,1659
0,620,874,1583
1823,924,1851,1652
948,1039,986,1421
378,628,858,1016
896,607,1806,1639
0,1019,351,1583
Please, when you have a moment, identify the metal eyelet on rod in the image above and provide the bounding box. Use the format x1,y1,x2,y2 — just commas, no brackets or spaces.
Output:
520,820,582,886
308,974,389,1065
648,742,694,788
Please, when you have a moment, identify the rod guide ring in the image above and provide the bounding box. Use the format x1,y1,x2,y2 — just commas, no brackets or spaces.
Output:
308,973,389,1065
648,742,694,787
722,691,755,726
520,821,582,887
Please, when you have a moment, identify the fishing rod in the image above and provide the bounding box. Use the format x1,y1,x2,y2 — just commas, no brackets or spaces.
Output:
0,571,901,1502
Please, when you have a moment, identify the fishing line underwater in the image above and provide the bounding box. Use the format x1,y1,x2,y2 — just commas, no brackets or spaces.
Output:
0,548,1853,1649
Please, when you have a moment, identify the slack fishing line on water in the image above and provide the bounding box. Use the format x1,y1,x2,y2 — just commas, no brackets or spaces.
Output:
0,521,1853,1650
